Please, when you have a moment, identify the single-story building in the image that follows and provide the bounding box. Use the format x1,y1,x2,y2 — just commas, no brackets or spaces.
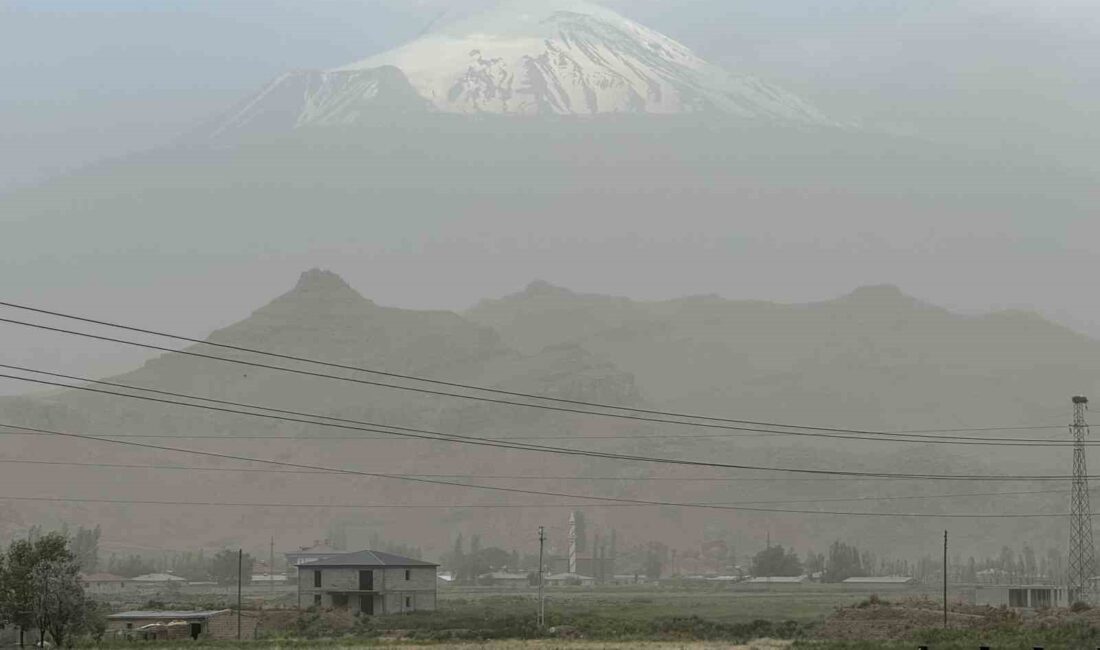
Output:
974,585,1068,609
106,610,257,641
746,576,809,584
81,572,133,594
706,575,744,583
437,571,457,586
131,573,187,585
478,571,530,587
841,576,916,591
297,550,438,615
251,573,289,584
544,572,596,586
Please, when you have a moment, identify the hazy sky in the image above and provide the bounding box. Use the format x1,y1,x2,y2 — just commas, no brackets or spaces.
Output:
3,0,1097,188
1,0,1099,393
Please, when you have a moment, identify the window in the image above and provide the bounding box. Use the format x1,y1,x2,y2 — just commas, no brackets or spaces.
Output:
405,569,411,581
405,596,412,609
313,594,322,607
126,623,133,630
313,570,322,588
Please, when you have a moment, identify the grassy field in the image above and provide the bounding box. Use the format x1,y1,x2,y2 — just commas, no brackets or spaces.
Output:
439,584,895,625
89,642,793,650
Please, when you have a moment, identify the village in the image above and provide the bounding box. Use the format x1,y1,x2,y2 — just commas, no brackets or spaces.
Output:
2,507,1088,647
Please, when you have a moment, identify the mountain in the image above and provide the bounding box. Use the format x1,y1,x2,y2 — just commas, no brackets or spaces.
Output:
208,0,829,134
2,271,1096,561
205,67,432,140
468,281,1100,427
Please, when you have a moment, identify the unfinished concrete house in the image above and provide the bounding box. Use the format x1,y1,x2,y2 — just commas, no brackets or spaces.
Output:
297,550,438,615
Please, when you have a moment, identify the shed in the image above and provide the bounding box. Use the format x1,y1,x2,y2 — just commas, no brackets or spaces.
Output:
131,573,186,584
106,610,256,641
746,576,808,584
545,572,595,586
974,585,1068,609
478,571,530,587
842,576,916,591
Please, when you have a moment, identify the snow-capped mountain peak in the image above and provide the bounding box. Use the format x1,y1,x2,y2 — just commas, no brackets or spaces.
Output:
208,0,831,135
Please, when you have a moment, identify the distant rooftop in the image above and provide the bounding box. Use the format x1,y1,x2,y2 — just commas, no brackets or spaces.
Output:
302,550,437,568
747,576,807,583
81,572,129,582
286,540,344,556
108,610,229,620
131,573,186,582
842,576,915,584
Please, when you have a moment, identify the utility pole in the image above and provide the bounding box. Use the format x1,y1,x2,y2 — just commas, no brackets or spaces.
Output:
1069,396,1096,605
237,549,243,640
943,530,948,629
270,537,275,598
537,526,546,628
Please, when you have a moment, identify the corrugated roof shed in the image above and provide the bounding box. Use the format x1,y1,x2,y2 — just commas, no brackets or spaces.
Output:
108,610,229,620
842,576,915,584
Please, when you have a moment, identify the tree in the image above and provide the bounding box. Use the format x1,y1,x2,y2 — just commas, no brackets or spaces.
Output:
1,532,73,644
446,534,465,582
71,526,101,573
31,558,87,647
107,553,157,578
644,542,669,580
210,550,253,586
824,541,865,583
466,536,481,585
751,545,803,577
804,552,826,575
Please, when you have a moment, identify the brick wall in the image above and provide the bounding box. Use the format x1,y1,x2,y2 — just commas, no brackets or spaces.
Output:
206,611,259,640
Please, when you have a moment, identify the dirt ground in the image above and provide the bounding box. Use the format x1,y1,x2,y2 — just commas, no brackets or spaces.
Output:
816,595,1100,642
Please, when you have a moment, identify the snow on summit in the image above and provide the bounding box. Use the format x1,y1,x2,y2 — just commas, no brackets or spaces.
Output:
212,0,830,133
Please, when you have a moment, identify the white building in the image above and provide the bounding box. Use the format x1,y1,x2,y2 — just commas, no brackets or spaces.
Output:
974,585,1067,609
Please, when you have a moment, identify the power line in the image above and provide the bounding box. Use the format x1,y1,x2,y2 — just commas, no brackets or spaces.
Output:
0,313,1063,442
0,490,1074,511
0,420,1091,483
0,421,1074,518
0,458,950,482
0,363,1081,448
0,371,1091,483
0,457,1076,504
0,373,1088,481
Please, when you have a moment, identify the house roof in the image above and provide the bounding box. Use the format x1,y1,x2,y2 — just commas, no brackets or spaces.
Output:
131,573,187,582
480,572,529,580
108,610,229,621
747,576,807,583
842,576,915,584
545,572,595,581
300,550,437,568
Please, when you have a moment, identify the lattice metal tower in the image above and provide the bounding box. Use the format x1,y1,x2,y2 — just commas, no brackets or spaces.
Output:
1068,395,1096,604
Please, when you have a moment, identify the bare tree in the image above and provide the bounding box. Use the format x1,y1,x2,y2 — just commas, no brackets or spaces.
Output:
31,559,86,648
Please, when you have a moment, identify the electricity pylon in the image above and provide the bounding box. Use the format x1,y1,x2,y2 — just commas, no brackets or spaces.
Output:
1068,395,1096,605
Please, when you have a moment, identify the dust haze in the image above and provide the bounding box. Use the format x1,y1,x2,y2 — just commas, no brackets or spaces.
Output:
1,0,1099,633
